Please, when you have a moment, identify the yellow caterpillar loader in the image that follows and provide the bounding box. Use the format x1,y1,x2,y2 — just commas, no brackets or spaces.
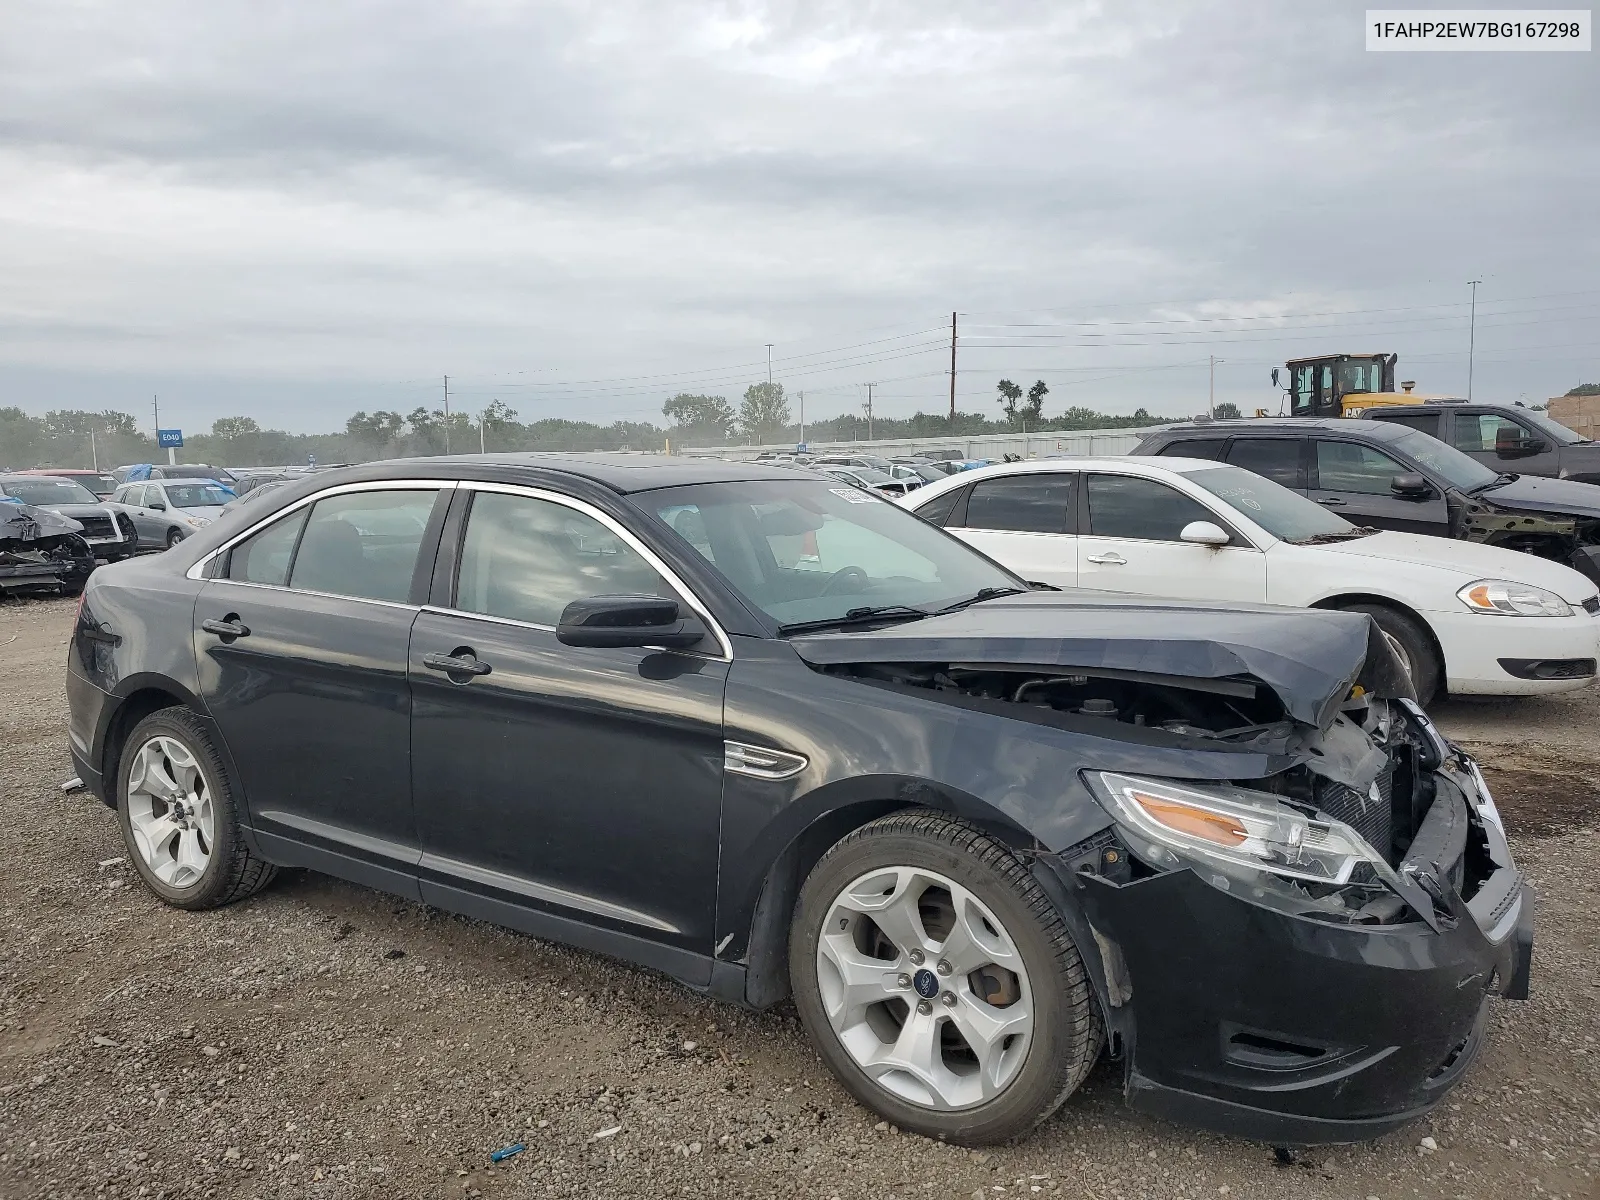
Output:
1262,352,1461,418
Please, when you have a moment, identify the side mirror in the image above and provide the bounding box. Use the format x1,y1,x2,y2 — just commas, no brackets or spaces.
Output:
149,500,167,511
1390,473,1431,499
1179,520,1231,546
1270,367,1281,388
1498,438,1548,459
556,593,705,650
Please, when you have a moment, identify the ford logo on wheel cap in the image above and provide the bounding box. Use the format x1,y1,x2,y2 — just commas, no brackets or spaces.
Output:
913,968,939,999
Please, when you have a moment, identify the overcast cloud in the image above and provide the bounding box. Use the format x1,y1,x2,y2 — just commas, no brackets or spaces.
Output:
0,0,1595,433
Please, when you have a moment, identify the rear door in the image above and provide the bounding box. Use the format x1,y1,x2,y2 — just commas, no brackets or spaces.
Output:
1222,435,1306,493
1308,437,1450,534
194,483,448,896
944,472,1078,587
1077,472,1266,601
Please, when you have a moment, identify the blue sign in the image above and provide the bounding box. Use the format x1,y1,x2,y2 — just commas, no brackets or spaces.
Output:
157,428,184,448
796,442,809,454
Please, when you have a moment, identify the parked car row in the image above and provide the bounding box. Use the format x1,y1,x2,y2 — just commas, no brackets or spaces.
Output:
70,452,1531,1149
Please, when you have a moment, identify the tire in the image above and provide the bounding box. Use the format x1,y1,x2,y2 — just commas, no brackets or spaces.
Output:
164,528,182,550
1341,602,1441,706
789,810,1102,1145
116,707,278,910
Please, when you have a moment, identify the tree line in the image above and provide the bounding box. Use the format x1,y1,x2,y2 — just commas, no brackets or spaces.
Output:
0,379,1180,471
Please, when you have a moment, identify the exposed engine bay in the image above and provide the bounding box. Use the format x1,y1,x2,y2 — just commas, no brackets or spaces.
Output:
822,660,1448,877
0,503,95,597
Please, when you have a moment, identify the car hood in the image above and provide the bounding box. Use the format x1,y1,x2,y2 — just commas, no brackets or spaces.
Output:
788,590,1408,729
0,501,83,540
1474,473,1600,518
33,502,114,521
1306,530,1598,602
175,505,226,520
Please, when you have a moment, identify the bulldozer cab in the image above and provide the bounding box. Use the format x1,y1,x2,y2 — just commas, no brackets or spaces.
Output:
1281,353,1398,417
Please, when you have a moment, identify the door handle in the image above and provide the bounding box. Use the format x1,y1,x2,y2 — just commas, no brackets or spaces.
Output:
1317,497,1347,507
201,616,250,640
423,651,492,678
1085,552,1127,565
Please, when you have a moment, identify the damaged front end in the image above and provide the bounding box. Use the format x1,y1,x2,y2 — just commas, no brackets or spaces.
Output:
0,502,96,598
796,596,1530,1143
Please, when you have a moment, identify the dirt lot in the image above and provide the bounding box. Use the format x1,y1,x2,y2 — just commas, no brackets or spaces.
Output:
2,597,1596,1199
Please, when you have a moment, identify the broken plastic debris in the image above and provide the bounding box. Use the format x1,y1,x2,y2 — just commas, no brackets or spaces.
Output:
489,1142,525,1163
592,1126,622,1140
61,777,84,793
98,857,125,870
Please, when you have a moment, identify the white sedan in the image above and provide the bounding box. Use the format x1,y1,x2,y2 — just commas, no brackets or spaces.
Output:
900,456,1600,704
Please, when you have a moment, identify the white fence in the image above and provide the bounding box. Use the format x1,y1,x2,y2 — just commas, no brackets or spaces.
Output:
684,427,1148,461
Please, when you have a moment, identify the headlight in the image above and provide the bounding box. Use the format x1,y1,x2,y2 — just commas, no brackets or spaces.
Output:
1457,579,1572,617
186,515,212,528
1085,771,1398,889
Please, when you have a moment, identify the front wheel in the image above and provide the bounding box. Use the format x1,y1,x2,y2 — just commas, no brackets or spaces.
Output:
164,528,183,550
1341,603,1441,706
790,811,1102,1145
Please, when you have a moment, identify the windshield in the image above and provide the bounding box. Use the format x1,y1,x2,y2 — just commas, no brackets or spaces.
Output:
835,467,894,485
1385,428,1499,490
1177,465,1356,542
2,478,100,506
1521,409,1585,445
633,479,1021,628
163,484,232,508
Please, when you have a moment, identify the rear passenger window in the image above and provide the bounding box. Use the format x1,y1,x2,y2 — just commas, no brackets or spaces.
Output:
1086,475,1216,541
455,492,669,627
226,509,309,587
1157,438,1227,460
962,475,1074,534
1225,438,1302,488
1371,412,1441,438
287,490,440,602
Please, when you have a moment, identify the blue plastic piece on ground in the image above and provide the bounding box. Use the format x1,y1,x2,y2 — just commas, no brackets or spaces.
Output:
490,1142,525,1163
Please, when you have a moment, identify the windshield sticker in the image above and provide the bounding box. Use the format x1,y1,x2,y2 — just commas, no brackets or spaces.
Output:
829,487,876,504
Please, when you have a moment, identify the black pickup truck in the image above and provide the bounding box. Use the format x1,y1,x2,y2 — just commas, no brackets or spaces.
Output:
1365,402,1600,486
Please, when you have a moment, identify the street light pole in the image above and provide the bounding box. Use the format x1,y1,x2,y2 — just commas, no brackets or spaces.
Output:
765,344,774,388
1208,356,1224,417
1467,279,1483,400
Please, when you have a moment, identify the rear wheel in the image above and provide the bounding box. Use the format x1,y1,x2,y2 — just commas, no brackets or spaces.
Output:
790,810,1102,1145
1341,602,1441,706
117,708,278,910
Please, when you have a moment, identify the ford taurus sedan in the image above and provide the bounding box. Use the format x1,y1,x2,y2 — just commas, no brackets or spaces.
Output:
67,454,1532,1146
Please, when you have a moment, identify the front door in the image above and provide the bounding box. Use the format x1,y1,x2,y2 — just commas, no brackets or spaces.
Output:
408,485,729,975
1448,409,1564,478
194,484,445,895
1309,438,1450,535
1076,472,1267,601
946,472,1078,588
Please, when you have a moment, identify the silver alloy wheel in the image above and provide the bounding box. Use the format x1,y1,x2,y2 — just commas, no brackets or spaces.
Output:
816,865,1033,1110
125,735,215,888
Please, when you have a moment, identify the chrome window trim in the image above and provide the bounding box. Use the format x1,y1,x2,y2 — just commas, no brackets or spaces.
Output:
438,480,734,662
209,576,422,612
185,479,459,581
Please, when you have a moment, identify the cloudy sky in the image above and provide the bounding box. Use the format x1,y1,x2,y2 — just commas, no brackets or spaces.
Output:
0,0,1595,435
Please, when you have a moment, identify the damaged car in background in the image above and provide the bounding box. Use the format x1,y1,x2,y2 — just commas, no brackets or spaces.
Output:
67,456,1531,1146
0,500,96,597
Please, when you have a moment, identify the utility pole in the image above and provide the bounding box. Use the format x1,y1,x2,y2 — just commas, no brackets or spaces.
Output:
948,312,957,421
1467,279,1483,400
863,383,875,441
480,405,487,454
1208,356,1223,417
798,390,806,449
438,376,451,454
90,428,98,471
765,344,774,388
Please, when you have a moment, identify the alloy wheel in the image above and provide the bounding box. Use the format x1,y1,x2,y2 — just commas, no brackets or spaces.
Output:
816,865,1033,1110
125,735,215,888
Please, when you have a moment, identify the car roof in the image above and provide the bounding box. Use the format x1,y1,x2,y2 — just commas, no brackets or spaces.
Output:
1144,418,1410,441
283,452,811,494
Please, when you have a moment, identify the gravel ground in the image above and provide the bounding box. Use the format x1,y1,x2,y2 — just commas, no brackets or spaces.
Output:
1,596,1596,1200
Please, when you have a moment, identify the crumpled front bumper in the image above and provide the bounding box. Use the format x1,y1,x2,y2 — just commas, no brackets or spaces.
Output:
1055,753,1533,1145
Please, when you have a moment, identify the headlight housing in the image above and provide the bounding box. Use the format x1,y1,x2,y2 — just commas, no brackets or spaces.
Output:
185,514,212,528
1457,579,1573,617
1086,772,1394,887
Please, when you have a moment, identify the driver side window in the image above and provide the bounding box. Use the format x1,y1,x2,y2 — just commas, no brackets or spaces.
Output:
1314,440,1409,495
